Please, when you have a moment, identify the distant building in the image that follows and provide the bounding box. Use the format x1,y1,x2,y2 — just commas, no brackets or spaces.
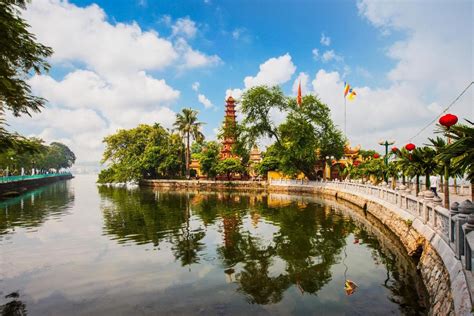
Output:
220,96,238,160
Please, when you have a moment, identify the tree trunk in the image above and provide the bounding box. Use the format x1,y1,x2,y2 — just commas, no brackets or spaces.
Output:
440,175,444,193
425,173,430,189
415,175,420,196
185,132,190,179
444,165,449,209
471,179,474,202
402,175,406,185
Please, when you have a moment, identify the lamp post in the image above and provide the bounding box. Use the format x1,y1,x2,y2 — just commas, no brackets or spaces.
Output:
378,140,395,166
379,140,395,183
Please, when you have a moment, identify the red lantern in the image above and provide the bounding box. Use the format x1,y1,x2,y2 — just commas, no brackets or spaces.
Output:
391,146,398,153
373,153,380,159
405,143,416,151
439,113,458,128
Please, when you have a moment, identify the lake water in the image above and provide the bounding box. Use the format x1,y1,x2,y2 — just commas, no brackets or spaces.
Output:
0,175,428,315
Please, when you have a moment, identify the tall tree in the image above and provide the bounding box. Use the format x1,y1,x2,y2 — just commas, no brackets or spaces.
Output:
0,0,53,116
240,86,345,180
174,108,204,179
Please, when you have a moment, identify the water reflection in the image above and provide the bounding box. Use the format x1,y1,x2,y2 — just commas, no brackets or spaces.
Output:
0,181,74,236
99,187,427,314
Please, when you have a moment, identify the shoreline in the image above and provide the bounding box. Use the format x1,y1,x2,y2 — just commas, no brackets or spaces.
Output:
0,175,74,200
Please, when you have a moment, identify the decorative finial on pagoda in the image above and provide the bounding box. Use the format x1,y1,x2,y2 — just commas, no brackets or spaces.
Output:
226,95,235,103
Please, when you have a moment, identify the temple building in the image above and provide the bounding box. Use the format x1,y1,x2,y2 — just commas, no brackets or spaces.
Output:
249,145,262,178
220,96,238,159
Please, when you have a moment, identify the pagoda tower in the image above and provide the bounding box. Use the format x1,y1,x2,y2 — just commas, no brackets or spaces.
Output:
220,96,238,159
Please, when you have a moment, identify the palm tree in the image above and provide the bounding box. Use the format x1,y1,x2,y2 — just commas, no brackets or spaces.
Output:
438,120,474,201
174,108,204,179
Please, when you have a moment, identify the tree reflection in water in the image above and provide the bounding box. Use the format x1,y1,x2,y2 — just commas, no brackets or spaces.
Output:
98,187,428,313
0,181,74,236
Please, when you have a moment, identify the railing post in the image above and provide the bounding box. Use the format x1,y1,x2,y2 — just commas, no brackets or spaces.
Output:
450,202,460,243
464,231,474,271
454,200,474,258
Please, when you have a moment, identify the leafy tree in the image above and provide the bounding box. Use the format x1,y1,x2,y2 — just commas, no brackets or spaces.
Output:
437,120,474,201
174,108,204,179
255,146,281,177
198,141,220,179
0,0,53,116
216,158,244,180
98,124,184,182
0,137,75,174
359,149,378,160
240,86,345,180
44,142,76,171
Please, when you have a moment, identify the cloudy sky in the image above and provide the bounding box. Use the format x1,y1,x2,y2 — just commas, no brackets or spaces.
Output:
8,0,473,167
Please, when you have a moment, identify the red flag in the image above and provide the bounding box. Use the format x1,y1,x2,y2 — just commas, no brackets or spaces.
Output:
297,81,302,106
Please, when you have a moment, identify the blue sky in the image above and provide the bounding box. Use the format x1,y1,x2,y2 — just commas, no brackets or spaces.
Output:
9,0,473,167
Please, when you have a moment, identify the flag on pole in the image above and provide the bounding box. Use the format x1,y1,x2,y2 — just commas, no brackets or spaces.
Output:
347,88,357,101
297,80,302,106
343,81,351,97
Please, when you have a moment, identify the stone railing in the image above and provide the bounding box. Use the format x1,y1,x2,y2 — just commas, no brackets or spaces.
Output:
270,178,474,315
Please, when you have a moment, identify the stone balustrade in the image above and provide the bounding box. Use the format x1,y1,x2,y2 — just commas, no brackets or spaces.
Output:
270,178,473,315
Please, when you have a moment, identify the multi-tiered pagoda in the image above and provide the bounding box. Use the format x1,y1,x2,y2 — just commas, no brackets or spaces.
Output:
220,96,238,159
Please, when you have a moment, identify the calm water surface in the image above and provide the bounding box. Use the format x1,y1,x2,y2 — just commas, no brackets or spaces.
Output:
0,175,428,315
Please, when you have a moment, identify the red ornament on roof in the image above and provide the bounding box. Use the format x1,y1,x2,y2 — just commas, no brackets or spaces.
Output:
405,143,416,151
373,153,380,159
391,146,398,152
439,113,458,128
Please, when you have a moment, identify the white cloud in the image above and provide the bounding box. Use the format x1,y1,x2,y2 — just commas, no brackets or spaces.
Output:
28,70,179,113
225,88,244,100
321,50,343,63
171,17,197,39
198,94,213,109
244,53,296,88
357,0,472,96
311,69,437,147
175,38,222,69
312,48,319,60
24,0,178,77
192,82,200,91
292,72,310,96
320,33,331,46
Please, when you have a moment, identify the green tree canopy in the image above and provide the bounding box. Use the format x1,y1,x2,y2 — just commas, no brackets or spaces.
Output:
240,86,345,180
198,141,221,179
99,124,184,183
216,158,245,180
0,0,53,116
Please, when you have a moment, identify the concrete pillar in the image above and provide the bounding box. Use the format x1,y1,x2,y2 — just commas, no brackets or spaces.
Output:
454,200,474,258
450,202,460,243
463,215,474,270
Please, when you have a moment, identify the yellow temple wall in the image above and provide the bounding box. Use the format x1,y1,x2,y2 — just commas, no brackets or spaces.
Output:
267,171,306,180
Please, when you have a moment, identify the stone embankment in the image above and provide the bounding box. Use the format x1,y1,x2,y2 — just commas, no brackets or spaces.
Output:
140,179,268,191
0,174,73,199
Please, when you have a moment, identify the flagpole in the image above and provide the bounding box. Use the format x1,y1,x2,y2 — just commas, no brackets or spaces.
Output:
344,96,347,138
